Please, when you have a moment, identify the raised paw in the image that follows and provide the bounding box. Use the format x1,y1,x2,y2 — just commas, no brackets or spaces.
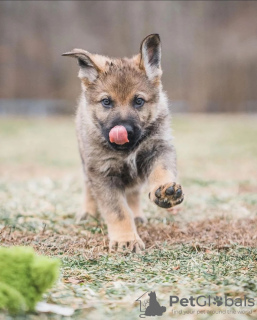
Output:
150,182,184,208
109,237,145,253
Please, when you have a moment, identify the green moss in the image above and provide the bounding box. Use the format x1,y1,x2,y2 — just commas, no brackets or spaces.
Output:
0,282,26,314
0,246,60,313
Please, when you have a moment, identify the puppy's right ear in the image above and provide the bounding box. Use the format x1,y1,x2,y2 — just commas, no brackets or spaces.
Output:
62,49,100,83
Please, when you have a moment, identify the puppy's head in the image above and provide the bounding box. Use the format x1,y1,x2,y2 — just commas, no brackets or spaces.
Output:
63,34,163,152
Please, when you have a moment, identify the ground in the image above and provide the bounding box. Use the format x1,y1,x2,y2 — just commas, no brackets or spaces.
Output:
0,115,257,320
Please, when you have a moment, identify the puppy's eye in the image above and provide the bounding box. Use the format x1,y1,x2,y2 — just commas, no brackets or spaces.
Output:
101,98,112,108
134,97,145,108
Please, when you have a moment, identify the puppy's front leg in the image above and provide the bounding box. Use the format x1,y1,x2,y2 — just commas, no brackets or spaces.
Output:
148,160,184,209
91,179,145,253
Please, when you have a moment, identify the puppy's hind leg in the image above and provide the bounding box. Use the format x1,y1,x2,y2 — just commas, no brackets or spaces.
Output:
126,188,147,225
76,182,98,223
76,147,98,223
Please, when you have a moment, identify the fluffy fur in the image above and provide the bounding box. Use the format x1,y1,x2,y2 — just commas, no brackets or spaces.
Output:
63,34,184,252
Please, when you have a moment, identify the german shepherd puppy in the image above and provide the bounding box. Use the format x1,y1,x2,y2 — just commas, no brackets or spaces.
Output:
62,34,184,252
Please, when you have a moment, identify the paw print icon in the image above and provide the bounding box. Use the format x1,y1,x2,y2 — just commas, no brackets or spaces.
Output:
213,296,223,306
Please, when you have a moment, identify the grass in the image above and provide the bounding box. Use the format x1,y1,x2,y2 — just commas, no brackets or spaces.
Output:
0,114,257,319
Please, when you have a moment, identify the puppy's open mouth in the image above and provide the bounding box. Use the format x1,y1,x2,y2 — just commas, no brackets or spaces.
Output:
108,125,134,151
109,125,129,145
101,123,142,152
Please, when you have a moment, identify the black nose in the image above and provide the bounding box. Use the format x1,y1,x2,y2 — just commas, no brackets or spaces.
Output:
123,124,134,137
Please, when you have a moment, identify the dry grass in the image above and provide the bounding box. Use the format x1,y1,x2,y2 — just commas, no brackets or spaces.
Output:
0,115,257,319
1,217,257,259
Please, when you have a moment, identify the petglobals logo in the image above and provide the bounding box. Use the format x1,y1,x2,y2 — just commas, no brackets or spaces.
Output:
169,295,255,308
136,292,255,318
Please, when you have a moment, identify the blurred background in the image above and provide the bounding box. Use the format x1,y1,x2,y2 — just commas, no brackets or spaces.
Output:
1,0,257,115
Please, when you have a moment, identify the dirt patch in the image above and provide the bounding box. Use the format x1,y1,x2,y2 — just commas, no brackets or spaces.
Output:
1,217,256,259
141,217,257,249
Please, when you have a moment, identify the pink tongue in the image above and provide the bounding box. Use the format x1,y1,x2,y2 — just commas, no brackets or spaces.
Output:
109,125,129,145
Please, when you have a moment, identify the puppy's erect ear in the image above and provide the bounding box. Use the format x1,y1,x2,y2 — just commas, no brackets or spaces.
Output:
62,49,100,83
139,34,162,81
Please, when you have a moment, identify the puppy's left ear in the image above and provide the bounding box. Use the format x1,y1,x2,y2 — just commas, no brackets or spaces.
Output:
139,34,162,81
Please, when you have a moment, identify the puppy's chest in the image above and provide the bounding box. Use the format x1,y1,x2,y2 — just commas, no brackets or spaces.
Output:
97,148,156,187
105,155,139,186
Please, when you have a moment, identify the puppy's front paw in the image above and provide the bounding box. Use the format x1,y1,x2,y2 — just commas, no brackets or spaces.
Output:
150,182,184,208
109,234,145,253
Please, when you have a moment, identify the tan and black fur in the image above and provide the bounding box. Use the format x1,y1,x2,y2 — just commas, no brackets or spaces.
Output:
62,34,184,252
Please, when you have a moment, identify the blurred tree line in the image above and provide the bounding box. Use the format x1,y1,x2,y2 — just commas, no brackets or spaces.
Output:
0,1,256,112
